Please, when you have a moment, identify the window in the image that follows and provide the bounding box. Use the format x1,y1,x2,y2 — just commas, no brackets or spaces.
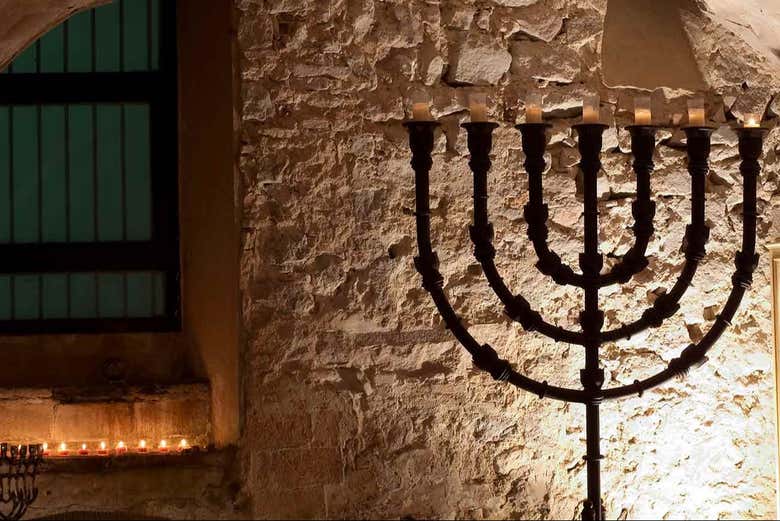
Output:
0,0,179,333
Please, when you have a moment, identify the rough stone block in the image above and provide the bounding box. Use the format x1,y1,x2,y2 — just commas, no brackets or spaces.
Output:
253,448,342,489
0,401,54,442
53,402,134,442
133,396,211,443
446,35,511,85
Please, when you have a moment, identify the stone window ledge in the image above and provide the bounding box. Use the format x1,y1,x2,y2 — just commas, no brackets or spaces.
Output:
0,383,211,447
29,449,240,519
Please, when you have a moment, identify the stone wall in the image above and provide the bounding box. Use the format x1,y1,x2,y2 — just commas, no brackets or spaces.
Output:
237,0,780,519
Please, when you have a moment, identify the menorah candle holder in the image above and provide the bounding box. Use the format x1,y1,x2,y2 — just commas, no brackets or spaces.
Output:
403,117,768,520
0,444,43,521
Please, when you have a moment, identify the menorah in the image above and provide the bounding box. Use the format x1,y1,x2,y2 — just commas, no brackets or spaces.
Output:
0,444,43,521
403,100,767,520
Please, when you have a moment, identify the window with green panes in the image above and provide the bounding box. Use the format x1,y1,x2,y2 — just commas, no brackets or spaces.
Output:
0,0,179,333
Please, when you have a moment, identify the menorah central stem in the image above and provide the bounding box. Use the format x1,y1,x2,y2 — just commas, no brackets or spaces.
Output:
575,123,608,521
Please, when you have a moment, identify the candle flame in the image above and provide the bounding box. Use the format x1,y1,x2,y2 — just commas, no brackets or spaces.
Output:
139,440,147,449
160,440,167,449
81,443,87,450
744,114,761,128
59,442,67,452
42,443,48,451
117,441,126,449
100,441,106,450
179,439,188,449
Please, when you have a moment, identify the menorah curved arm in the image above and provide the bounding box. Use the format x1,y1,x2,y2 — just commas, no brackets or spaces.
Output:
600,126,764,401
517,124,659,289
601,127,713,342
404,121,584,402
463,122,585,345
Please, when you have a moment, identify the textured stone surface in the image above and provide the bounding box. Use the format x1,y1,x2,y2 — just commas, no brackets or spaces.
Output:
0,385,211,448
236,0,780,519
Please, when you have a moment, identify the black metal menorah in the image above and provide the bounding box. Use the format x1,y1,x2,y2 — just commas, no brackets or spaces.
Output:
403,115,767,520
0,444,43,521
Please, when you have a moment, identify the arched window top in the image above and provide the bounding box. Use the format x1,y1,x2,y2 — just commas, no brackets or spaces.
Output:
5,0,164,74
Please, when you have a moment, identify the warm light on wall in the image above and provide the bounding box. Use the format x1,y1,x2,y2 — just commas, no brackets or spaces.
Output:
768,243,780,516
1,438,196,458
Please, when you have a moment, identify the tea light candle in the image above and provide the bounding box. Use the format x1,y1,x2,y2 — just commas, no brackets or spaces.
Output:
97,441,109,456
688,98,706,127
526,92,543,123
178,439,189,452
158,440,169,454
78,443,89,456
137,440,148,454
744,113,761,128
42,443,50,457
58,443,69,457
583,95,600,124
469,93,488,122
634,96,652,126
116,441,128,455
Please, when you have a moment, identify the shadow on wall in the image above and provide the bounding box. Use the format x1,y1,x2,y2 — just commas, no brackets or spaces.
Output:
602,0,706,90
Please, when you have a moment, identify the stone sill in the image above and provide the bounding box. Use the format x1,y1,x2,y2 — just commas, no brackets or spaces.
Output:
39,448,226,474
0,383,212,447
27,448,240,520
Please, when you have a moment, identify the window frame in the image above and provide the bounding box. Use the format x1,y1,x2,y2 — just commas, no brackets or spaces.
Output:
0,0,180,334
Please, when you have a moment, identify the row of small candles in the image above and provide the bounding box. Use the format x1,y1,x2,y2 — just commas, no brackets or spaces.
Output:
411,93,763,128
40,439,190,457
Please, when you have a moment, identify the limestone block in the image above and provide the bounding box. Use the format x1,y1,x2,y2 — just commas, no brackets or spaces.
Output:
446,35,512,85
510,40,581,83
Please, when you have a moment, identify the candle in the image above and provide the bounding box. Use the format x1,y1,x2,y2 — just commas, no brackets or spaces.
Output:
688,98,706,127
137,440,148,453
78,443,89,456
469,93,488,122
116,441,128,455
42,443,50,457
583,95,600,124
158,440,169,454
412,102,433,121
634,96,652,126
744,113,761,128
97,441,109,456
58,443,69,457
526,92,543,123
178,439,189,452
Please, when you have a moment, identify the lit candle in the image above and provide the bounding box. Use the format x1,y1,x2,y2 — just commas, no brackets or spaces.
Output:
42,443,50,457
158,440,169,454
178,439,189,452
137,440,148,454
116,441,128,455
78,443,89,456
412,102,433,121
469,93,488,122
744,113,761,128
410,90,433,121
634,96,652,126
688,98,706,127
526,92,543,123
58,442,69,457
583,95,600,124
97,441,108,456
